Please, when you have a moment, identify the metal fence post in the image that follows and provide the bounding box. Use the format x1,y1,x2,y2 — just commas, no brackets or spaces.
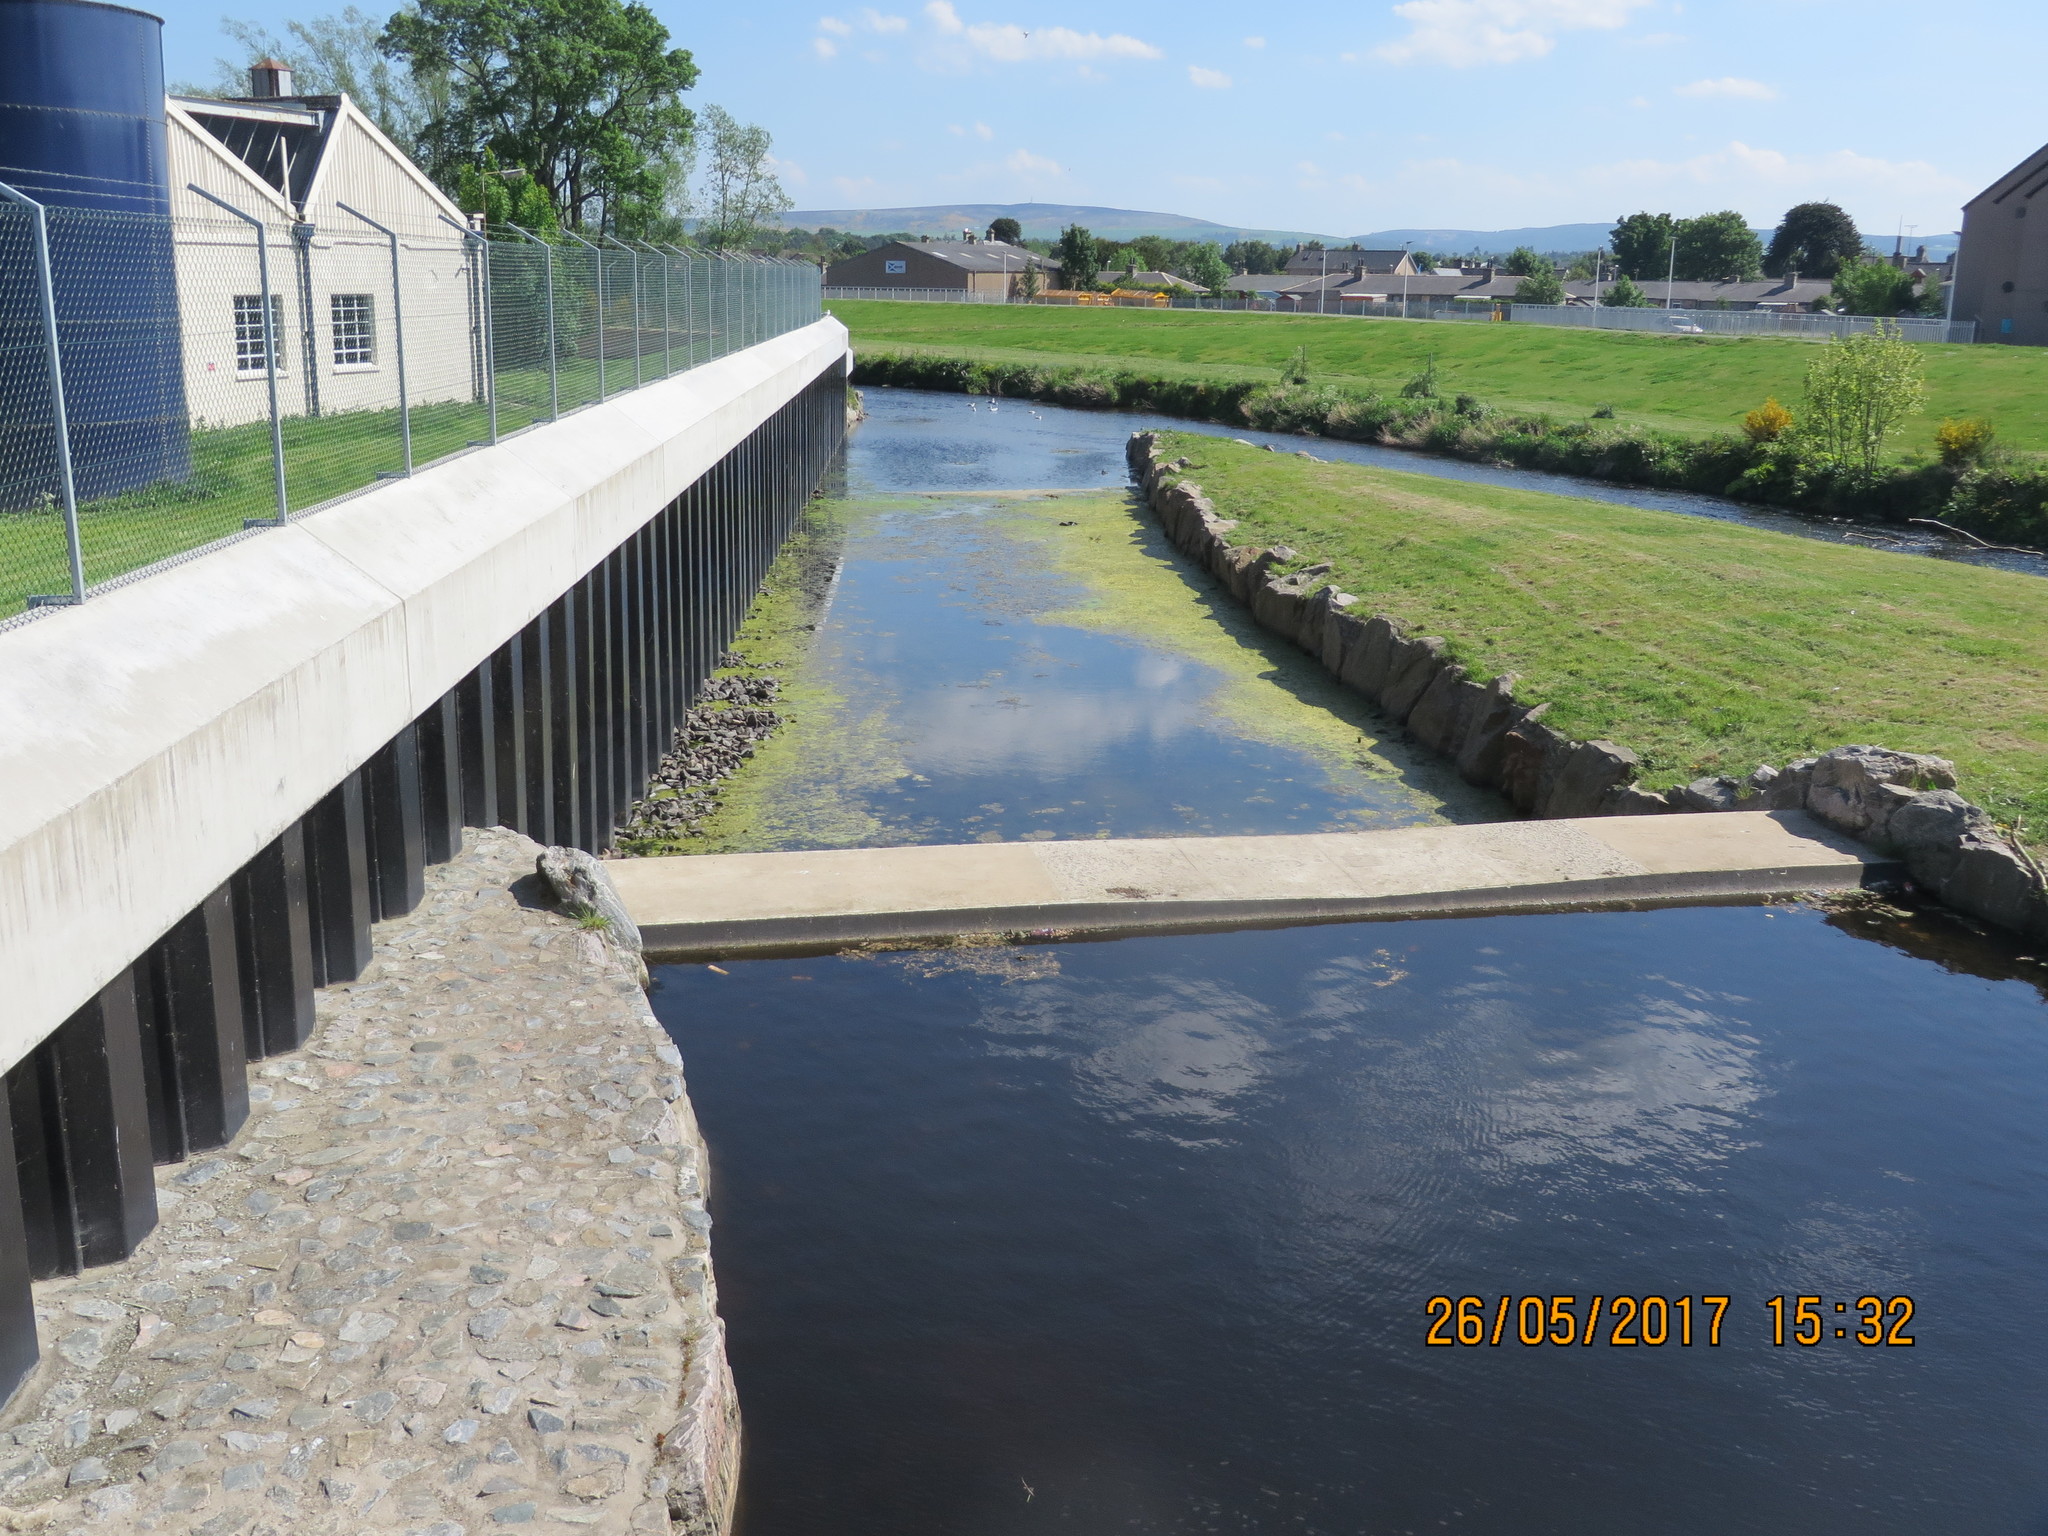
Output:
560,229,604,401
506,223,559,418
0,179,86,605
189,184,291,523
601,237,642,387
336,202,413,476
438,214,497,445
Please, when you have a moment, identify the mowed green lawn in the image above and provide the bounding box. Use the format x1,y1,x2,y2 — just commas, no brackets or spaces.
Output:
1155,431,2048,835
829,300,2048,457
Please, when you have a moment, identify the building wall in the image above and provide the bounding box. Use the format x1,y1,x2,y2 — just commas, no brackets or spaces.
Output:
825,245,969,289
1952,145,2048,346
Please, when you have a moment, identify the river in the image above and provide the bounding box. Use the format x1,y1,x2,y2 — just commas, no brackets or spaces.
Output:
647,388,2048,1535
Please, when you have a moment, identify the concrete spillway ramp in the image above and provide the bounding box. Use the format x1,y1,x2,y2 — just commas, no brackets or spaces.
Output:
612,811,1891,955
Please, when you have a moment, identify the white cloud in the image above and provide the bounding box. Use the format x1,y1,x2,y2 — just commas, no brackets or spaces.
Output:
812,36,839,56
1374,0,1652,67
1243,34,1266,47
1189,65,1232,87
1006,148,1063,175
1676,76,1777,100
818,15,853,33
861,7,909,29
769,155,808,186
922,0,1162,63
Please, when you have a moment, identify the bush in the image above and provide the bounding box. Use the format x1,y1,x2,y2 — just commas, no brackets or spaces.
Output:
1280,346,1312,386
1935,417,1997,467
1743,397,1793,443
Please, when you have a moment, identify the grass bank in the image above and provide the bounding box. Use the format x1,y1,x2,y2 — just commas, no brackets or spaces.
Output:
827,300,2048,457
1152,430,2048,839
853,348,2048,548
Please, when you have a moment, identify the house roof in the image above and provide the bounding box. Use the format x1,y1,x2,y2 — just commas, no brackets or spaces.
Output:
1097,268,1200,289
1283,246,1412,273
1563,277,1835,306
1965,139,2048,212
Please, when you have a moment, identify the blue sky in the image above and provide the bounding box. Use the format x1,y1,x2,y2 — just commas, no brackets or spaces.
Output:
153,0,2040,238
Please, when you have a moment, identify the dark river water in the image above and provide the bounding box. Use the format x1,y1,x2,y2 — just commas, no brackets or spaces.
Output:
649,390,2048,1534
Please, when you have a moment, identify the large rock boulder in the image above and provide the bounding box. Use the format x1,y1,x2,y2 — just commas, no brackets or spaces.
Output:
1405,665,1474,756
1339,615,1402,699
1538,739,1641,819
1454,675,1522,786
1806,746,1957,839
1379,637,1450,719
1497,706,1561,813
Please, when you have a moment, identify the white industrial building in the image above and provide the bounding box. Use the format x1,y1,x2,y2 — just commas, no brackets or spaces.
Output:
165,65,479,429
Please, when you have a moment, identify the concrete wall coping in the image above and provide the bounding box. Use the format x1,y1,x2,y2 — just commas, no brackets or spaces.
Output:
0,318,850,1071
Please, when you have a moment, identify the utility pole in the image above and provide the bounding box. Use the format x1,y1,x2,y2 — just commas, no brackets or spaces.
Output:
1666,233,1678,309
1402,241,1412,319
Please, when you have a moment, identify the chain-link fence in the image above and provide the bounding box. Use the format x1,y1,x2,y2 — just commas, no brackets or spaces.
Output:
0,189,823,622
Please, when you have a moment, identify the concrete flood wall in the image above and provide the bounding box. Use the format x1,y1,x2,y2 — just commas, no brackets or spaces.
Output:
1128,432,2048,943
0,318,852,1416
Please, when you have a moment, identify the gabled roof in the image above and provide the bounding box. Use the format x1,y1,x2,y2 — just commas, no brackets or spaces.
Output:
879,238,1045,272
1966,140,2048,212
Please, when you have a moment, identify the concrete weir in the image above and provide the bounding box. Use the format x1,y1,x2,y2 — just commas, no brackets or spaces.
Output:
611,811,1890,954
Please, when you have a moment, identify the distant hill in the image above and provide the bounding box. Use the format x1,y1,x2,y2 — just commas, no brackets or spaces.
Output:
776,203,1332,244
776,204,1958,259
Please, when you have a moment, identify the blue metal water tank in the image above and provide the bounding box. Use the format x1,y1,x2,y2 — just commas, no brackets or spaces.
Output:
0,0,190,509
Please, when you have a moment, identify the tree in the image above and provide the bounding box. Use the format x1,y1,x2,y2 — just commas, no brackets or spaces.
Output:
1603,273,1652,307
199,9,446,154
1407,249,1438,271
1181,241,1230,295
1799,323,1926,474
381,0,698,232
691,105,791,249
1223,239,1283,274
1054,224,1100,290
1504,245,1548,277
1829,260,1917,317
1672,211,1763,281
1514,270,1566,305
1564,251,1601,281
1764,202,1863,279
1610,211,1677,280
453,147,559,231
987,216,1022,245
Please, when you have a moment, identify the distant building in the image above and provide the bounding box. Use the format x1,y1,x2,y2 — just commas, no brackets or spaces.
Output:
1950,142,2048,344
1254,269,1833,312
825,237,1046,297
1281,245,1419,277
1096,268,1202,292
169,64,476,428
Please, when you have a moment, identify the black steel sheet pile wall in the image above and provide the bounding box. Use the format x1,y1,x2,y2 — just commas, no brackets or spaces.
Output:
0,363,847,1405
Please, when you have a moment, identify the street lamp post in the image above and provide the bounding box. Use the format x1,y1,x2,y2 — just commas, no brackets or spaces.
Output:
1665,233,1678,309
1402,241,1412,320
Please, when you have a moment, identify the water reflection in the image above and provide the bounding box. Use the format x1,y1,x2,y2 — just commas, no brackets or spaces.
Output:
657,901,2048,1534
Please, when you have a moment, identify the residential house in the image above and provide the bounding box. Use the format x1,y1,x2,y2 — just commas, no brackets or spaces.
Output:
170,64,478,430
1095,269,1202,292
1950,141,2048,344
1280,245,1418,277
825,237,1046,297
1266,269,1833,313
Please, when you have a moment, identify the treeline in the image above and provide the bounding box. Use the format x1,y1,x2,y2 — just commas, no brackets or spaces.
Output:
848,346,2048,548
191,0,789,246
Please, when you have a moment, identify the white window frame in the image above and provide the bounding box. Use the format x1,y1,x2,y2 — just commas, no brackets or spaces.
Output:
233,293,287,379
330,292,377,371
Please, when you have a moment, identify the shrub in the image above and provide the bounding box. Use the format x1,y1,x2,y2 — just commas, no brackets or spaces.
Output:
1591,402,1616,420
1280,346,1312,386
1401,363,1439,399
1935,417,1997,466
1743,397,1793,443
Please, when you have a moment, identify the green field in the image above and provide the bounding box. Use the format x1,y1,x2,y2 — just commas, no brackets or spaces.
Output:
1154,430,2048,837
829,300,2048,457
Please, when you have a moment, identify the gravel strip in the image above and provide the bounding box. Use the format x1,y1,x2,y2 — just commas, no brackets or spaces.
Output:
0,828,737,1536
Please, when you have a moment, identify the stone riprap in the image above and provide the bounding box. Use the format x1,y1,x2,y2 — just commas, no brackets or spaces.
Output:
1128,432,2048,941
0,828,737,1536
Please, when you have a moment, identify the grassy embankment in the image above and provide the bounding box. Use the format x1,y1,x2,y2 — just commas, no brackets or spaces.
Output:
1153,430,2048,838
828,300,2048,457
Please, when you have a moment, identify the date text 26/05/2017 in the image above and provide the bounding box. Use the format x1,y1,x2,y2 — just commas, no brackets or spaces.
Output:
1424,1295,1916,1348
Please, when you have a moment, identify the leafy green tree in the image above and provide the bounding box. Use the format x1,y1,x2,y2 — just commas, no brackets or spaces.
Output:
1406,249,1437,271
1829,260,1917,317
1564,251,1602,281
1513,270,1567,305
691,104,790,249
1799,322,1927,474
1223,239,1283,274
1181,241,1230,295
1764,202,1863,278
453,147,560,231
1054,224,1101,290
1609,211,1677,280
1673,211,1763,281
1504,245,1548,277
1602,273,1653,307
987,216,1022,244
381,0,698,232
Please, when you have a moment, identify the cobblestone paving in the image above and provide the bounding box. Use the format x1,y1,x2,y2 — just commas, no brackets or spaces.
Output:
0,829,737,1536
